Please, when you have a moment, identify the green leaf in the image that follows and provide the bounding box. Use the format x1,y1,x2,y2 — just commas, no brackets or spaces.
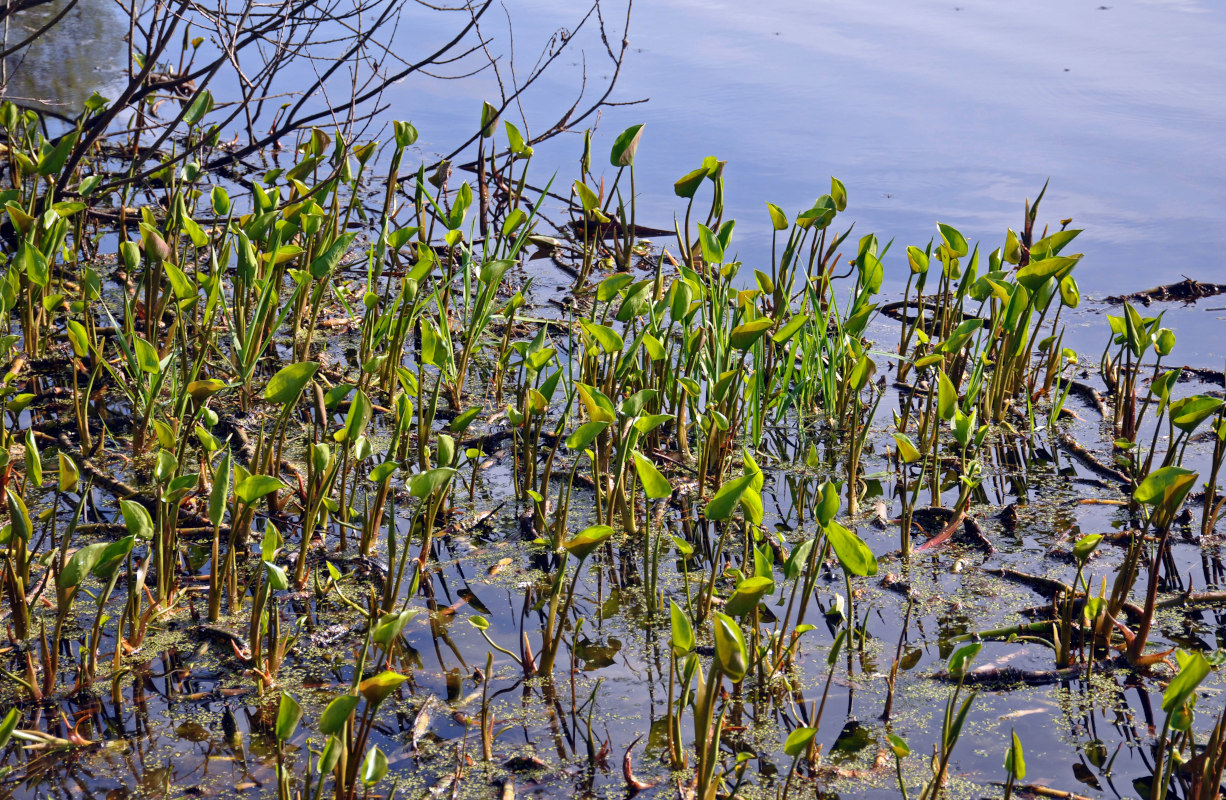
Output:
133,335,161,375
633,414,672,435
712,612,748,682
309,233,357,279
766,202,788,231
154,448,177,484
827,628,848,667
1162,650,1210,713
739,485,764,527
937,369,957,422
937,222,968,257
264,361,319,405
566,420,608,450
36,130,78,176
564,524,614,561
209,452,232,527
260,523,282,563
0,708,18,749
573,180,601,213
448,407,481,434
369,461,397,483
319,694,360,735
264,560,288,590
704,472,756,522
610,124,644,167
729,317,773,351
236,475,287,505
357,671,406,707
1123,302,1148,358
504,120,528,154
1017,256,1078,292
632,451,672,500
65,320,89,358
824,520,877,577
674,166,706,199
1072,534,1102,564
409,467,455,499
579,320,623,353
614,280,653,322
724,575,775,617
597,272,634,303
830,177,848,212
946,642,982,677
187,379,226,404
815,480,840,527
784,727,818,758
336,389,373,443
359,745,388,787
275,692,302,742
1029,229,1081,260
772,314,809,344
1059,275,1080,308
1170,395,1223,434
182,89,214,126
1133,465,1197,525
119,498,155,540
698,224,724,265
669,600,694,656
893,433,921,464
1005,729,1026,780
23,430,41,488
372,609,417,650
479,101,499,138
90,536,134,580
938,318,983,355
58,541,112,589
784,539,814,581
886,732,910,758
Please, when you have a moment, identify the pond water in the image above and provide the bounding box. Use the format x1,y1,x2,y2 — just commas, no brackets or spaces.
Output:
398,0,1226,361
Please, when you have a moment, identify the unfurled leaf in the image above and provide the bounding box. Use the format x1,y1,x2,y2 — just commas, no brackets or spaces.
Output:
632,451,672,500
784,726,817,758
236,475,287,505
564,525,613,561
275,692,302,742
610,124,644,167
825,520,877,577
669,600,694,656
712,612,748,682
119,498,154,540
357,671,407,707
265,361,319,405
319,694,360,735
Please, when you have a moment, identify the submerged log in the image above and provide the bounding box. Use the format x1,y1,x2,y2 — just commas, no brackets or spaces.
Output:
1106,277,1226,306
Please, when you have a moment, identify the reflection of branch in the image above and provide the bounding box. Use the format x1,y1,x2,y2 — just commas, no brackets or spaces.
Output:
0,0,63,22
0,0,79,61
